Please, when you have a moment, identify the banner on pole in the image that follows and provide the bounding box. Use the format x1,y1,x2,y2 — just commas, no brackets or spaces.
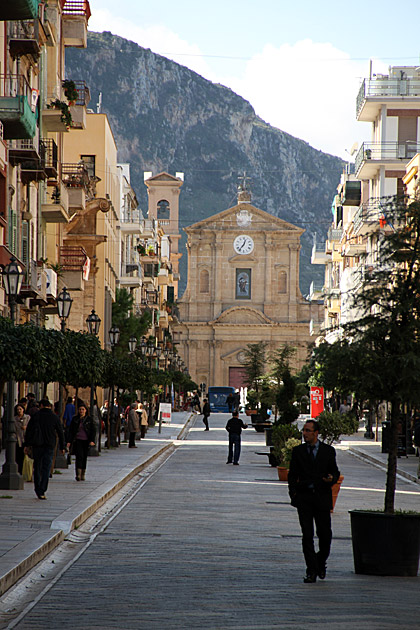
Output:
310,387,324,418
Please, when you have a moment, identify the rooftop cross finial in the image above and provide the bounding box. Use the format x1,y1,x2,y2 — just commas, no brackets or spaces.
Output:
237,171,252,203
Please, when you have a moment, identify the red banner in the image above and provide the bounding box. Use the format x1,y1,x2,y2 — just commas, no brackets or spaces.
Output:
310,387,324,418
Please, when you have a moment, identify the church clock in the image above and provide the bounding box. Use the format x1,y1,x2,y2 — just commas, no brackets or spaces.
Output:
233,235,254,255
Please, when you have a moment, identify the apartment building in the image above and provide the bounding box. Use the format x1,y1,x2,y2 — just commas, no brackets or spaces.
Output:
312,65,420,341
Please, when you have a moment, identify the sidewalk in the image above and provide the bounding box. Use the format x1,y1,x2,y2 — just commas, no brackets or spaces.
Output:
341,426,420,484
0,411,193,595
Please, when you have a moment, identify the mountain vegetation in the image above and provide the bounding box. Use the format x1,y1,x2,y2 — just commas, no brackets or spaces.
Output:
66,31,344,294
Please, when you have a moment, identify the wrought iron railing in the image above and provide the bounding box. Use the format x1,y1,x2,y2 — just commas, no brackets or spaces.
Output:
42,138,58,173
71,80,90,106
0,73,32,99
61,162,89,188
327,227,343,242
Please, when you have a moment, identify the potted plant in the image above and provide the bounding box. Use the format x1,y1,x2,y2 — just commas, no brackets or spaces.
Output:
271,422,301,469
136,243,146,256
277,437,301,480
62,79,79,105
47,99,73,128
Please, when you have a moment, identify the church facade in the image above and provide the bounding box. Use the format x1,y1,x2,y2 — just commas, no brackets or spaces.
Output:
175,191,322,388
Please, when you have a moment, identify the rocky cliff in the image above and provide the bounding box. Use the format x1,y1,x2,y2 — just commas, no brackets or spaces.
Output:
66,31,344,294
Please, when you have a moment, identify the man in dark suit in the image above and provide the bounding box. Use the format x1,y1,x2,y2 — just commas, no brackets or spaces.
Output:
288,419,340,583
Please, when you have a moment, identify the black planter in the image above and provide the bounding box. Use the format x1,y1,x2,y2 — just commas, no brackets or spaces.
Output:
265,427,273,446
350,510,420,576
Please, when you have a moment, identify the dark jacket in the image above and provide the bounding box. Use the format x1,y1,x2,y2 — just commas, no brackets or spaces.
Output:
226,416,247,435
25,407,65,450
67,414,96,445
288,441,340,511
203,402,211,417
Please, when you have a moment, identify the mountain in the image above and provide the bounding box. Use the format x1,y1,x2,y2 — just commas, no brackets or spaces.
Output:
66,31,344,295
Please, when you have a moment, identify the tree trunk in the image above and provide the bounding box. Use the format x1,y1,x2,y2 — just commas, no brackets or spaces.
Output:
384,400,399,513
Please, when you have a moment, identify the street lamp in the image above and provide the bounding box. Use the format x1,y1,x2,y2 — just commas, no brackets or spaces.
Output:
86,309,101,336
0,257,25,490
108,325,120,447
57,287,73,332
86,309,101,455
129,335,137,353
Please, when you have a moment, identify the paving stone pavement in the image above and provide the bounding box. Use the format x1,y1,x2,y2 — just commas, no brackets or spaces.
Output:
1,413,420,629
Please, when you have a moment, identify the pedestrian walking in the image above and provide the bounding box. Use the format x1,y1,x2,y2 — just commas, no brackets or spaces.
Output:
192,392,201,414
233,389,241,412
67,403,96,481
24,398,65,499
288,419,340,583
138,402,148,438
202,398,210,431
127,402,140,448
63,396,75,441
14,403,30,474
413,411,420,479
225,410,247,465
226,392,234,414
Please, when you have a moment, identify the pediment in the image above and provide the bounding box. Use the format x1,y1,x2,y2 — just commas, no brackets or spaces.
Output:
145,171,182,183
212,307,274,325
186,202,303,234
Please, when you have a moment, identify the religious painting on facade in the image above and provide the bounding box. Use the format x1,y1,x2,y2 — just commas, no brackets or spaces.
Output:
236,268,251,299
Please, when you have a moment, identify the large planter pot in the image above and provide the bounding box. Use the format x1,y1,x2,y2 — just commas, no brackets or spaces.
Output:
245,409,257,416
277,466,288,481
331,474,344,513
350,510,420,576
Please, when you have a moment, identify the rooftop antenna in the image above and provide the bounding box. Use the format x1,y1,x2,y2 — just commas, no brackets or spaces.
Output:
96,92,102,114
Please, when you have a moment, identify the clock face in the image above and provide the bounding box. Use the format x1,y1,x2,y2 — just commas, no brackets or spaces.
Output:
233,235,254,255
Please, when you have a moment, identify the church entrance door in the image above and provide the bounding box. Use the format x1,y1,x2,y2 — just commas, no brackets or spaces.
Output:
229,367,247,390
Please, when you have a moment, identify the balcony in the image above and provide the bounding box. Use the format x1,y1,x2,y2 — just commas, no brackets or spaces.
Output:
356,77,420,121
157,267,169,286
158,310,169,329
0,123,6,169
62,162,89,210
20,258,47,303
0,0,39,21
41,183,70,223
121,208,142,233
42,138,58,179
311,243,330,265
120,262,142,288
68,80,90,129
355,141,420,179
42,101,71,132
139,218,159,238
0,74,37,140
341,180,361,206
341,241,366,257
60,245,89,290
9,134,47,184
9,18,47,61
62,0,91,48
308,281,324,301
353,200,386,236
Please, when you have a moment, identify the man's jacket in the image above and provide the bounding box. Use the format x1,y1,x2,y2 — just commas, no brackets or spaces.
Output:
288,441,340,511
25,408,65,450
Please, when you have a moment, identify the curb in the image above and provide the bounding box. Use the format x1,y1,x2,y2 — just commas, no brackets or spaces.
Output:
0,413,193,596
348,447,420,484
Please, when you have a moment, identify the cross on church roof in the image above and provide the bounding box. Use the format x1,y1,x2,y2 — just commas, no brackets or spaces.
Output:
237,171,252,203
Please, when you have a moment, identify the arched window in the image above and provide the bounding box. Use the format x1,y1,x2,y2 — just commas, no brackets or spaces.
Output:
278,271,287,294
200,269,209,293
157,199,170,220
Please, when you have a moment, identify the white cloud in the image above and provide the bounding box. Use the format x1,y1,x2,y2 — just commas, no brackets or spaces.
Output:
220,39,378,160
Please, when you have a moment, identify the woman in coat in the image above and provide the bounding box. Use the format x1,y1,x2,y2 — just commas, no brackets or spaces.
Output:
14,403,30,474
127,402,140,448
67,403,96,481
138,402,148,438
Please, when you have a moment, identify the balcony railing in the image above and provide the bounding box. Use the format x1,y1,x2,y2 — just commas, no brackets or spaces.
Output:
357,78,420,118
0,73,37,139
72,80,90,106
355,141,420,174
8,18,44,59
62,0,91,20
42,138,58,178
61,162,89,188
327,227,343,242
60,245,88,270
121,208,142,224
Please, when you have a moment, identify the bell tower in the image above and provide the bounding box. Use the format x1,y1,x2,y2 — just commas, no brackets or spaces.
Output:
144,171,184,297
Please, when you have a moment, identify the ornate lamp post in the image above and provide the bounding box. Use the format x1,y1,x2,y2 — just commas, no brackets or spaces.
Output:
57,287,73,333
128,335,137,353
0,257,25,490
86,309,101,455
108,325,120,447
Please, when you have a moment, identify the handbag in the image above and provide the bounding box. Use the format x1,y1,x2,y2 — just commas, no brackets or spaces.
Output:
66,451,72,465
22,454,33,482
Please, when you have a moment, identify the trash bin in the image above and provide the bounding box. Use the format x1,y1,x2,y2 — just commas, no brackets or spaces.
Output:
381,421,390,453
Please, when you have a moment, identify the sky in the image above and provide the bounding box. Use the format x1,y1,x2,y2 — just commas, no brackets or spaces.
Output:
88,0,420,160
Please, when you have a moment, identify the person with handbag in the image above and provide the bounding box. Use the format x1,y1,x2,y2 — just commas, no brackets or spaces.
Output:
14,403,30,474
67,403,96,481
